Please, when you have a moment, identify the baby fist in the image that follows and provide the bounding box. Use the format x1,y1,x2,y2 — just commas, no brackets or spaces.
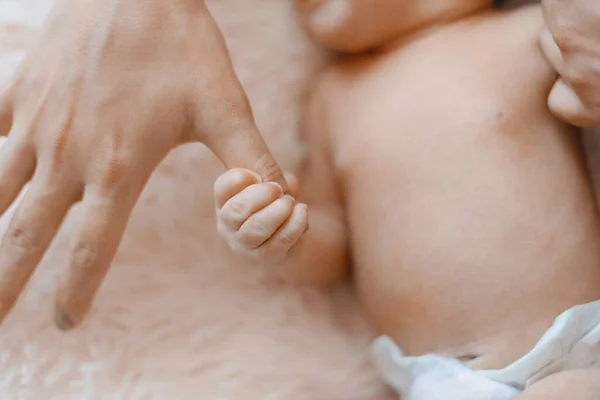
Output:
214,168,308,262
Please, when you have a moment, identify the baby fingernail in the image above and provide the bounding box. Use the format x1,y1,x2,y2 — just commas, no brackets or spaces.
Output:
249,170,263,183
55,307,74,331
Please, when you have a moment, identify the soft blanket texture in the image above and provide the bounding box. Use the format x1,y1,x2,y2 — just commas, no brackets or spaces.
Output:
0,1,384,399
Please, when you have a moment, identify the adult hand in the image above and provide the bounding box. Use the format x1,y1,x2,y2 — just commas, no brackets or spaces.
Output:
540,0,600,126
0,0,288,329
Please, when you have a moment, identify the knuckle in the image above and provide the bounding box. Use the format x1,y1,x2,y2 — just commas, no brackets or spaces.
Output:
223,200,248,222
279,226,304,247
5,224,38,252
98,154,133,189
278,231,296,246
71,245,100,276
47,131,71,168
246,217,268,238
233,220,269,250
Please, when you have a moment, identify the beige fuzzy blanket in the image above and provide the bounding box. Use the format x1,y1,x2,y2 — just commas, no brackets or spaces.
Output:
4,1,600,399
0,1,384,399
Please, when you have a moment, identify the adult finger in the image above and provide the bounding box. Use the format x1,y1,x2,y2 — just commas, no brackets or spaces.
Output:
189,12,288,192
539,29,564,74
548,78,598,127
0,175,78,323
0,138,36,216
55,185,140,330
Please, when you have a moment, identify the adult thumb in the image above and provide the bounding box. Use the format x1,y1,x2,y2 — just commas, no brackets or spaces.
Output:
548,78,599,127
207,124,289,192
187,9,288,192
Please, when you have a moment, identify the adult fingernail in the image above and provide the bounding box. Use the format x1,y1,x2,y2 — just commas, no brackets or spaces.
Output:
301,204,309,232
55,306,74,331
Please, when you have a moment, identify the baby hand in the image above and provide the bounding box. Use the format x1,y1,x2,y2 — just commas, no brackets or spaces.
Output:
214,168,309,262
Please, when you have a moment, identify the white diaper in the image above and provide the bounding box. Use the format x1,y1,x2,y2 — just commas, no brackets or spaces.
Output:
372,300,600,400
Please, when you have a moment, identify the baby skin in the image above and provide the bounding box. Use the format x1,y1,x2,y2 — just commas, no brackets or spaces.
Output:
215,0,600,398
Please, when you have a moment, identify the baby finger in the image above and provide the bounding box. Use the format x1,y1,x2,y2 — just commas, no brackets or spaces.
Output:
234,195,295,250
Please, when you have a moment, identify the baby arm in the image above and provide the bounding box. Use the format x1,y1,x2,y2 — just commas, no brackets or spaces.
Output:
214,82,348,285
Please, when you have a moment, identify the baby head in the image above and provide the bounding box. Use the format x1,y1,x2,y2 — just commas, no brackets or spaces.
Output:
295,0,494,53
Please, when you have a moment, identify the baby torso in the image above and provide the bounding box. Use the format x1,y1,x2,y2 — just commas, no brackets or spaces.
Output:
317,5,600,369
